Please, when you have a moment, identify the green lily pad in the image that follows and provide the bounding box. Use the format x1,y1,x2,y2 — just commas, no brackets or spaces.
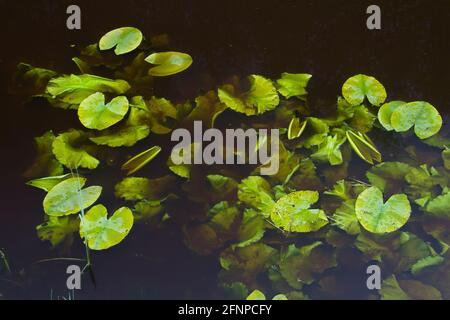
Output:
36,216,79,248
342,74,387,106
378,101,406,131
276,73,312,99
80,204,134,250
145,51,193,76
355,186,411,234
390,101,442,139
99,27,143,55
78,92,129,130
246,290,266,300
43,177,102,217
270,190,329,232
121,146,162,175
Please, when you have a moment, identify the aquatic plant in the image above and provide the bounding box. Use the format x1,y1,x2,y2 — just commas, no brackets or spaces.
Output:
17,27,450,300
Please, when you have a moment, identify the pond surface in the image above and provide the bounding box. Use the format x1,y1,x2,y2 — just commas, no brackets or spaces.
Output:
1,0,450,299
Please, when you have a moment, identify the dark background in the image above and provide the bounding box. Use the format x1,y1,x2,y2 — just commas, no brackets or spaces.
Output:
1,0,450,299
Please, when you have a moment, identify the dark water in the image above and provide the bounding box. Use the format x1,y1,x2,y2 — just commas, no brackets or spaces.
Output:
1,0,450,299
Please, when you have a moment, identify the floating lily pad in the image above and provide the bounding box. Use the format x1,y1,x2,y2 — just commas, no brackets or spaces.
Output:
276,73,312,99
342,74,387,106
145,51,193,76
99,27,143,55
355,186,411,234
378,101,406,131
78,92,129,130
43,177,102,217
80,204,134,250
271,190,329,232
390,101,442,139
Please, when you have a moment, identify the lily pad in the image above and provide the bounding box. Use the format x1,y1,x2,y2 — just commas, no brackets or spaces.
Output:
145,51,193,76
99,27,143,55
355,186,411,234
78,92,129,130
342,74,387,106
270,191,329,232
43,177,102,217
26,174,72,192
276,73,312,99
80,204,134,250
390,101,442,139
378,101,406,131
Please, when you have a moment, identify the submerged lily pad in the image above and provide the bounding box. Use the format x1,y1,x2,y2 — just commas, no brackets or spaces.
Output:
355,186,411,234
342,74,387,106
80,204,134,250
99,27,143,55
145,51,193,76
390,101,442,139
78,92,129,130
271,191,329,232
43,177,102,217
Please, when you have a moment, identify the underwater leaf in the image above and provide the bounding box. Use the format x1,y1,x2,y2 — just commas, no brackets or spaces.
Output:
366,162,414,194
184,91,227,128
235,209,265,248
237,176,275,217
380,275,442,300
145,51,193,76
207,175,238,195
342,74,387,106
24,131,63,178
276,73,312,99
43,177,102,216
378,101,406,131
311,134,346,165
279,242,337,288
218,75,280,116
411,255,445,275
99,27,143,55
355,186,411,234
78,92,129,130
425,191,450,219
13,63,57,96
390,101,442,139
443,148,450,170
349,105,377,133
346,130,382,164
52,130,100,169
271,191,328,232
115,175,175,201
89,125,150,147
121,146,162,175
287,117,307,140
80,204,134,250
36,216,79,248
46,74,130,105
246,290,266,300
333,200,361,235
26,174,72,192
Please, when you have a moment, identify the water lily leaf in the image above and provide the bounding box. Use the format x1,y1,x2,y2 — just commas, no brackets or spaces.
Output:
36,216,79,248
349,105,377,133
237,176,275,218
235,209,265,248
78,92,129,130
287,117,307,140
26,174,72,192
346,130,382,164
342,74,387,106
311,133,346,165
390,101,442,139
333,199,361,235
145,51,193,76
80,204,134,250
99,27,143,55
444,148,450,170
115,176,176,201
355,186,411,234
52,130,100,169
46,74,130,105
23,131,63,178
183,91,227,128
378,101,406,131
246,290,266,300
13,63,57,96
90,125,150,147
276,73,312,99
271,191,328,232
411,255,445,275
218,75,280,116
207,175,238,195
43,177,102,216
121,146,162,175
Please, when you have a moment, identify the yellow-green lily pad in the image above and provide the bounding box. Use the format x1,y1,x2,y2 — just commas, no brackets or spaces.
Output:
99,27,143,55
342,74,387,106
145,51,193,76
